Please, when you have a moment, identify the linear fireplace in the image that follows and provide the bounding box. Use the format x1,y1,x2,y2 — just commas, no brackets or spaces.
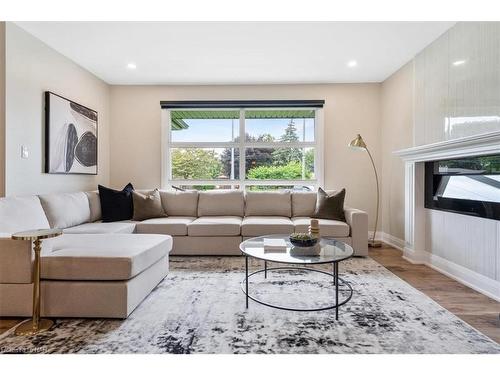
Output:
425,154,500,220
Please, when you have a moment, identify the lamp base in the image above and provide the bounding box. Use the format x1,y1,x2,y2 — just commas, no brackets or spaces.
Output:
368,240,382,248
15,319,53,336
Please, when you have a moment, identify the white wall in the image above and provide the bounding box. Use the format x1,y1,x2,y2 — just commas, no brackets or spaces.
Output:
4,23,110,196
380,62,414,241
110,84,382,228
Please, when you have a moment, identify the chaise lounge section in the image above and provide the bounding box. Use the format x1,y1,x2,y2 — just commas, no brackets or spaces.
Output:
0,195,172,318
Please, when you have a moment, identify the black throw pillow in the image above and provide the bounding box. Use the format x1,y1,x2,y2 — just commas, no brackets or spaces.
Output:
98,183,134,222
312,187,346,222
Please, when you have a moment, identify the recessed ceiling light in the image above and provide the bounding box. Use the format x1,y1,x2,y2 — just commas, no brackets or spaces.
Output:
126,63,137,70
347,60,358,68
452,60,466,66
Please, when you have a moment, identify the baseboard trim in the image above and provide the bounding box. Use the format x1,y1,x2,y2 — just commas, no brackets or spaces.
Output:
369,231,500,302
382,233,405,251
368,231,405,251
423,251,499,302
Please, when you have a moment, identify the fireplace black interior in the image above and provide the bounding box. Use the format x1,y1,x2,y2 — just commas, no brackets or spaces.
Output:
425,154,500,221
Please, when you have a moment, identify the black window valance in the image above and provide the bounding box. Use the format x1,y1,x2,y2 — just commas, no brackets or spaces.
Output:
160,100,325,109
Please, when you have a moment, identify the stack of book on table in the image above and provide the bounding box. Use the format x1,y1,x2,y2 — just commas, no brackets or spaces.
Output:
263,238,287,253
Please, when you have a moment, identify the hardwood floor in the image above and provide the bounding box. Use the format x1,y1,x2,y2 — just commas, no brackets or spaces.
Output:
369,244,500,344
1,244,499,344
0,319,21,335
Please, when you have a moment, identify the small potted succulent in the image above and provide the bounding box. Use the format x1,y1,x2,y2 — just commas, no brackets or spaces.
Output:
289,232,318,247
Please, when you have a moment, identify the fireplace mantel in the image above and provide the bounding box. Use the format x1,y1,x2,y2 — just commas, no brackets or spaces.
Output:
393,130,500,162
393,130,500,301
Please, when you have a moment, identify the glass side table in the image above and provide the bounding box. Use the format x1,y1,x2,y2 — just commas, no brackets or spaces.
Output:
11,228,62,336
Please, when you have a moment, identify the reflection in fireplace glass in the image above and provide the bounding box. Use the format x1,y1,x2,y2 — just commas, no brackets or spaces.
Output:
436,175,500,204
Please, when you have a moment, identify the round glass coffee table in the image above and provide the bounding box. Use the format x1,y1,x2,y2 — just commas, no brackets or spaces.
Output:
240,234,354,320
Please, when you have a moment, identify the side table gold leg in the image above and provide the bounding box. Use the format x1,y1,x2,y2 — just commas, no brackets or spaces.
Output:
15,238,53,336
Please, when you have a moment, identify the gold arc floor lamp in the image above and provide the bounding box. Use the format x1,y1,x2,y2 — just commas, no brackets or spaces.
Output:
348,134,382,248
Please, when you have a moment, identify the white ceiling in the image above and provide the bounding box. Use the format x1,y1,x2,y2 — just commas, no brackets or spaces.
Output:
16,21,454,85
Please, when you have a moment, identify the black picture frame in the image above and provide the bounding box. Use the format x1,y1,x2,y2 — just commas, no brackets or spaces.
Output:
45,91,98,175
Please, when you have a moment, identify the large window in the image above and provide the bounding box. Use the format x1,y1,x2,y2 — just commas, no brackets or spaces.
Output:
162,101,323,191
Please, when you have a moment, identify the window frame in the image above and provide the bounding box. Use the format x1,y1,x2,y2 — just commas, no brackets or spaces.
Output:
161,106,324,190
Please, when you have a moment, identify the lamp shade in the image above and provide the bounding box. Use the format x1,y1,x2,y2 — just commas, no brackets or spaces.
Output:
348,134,367,150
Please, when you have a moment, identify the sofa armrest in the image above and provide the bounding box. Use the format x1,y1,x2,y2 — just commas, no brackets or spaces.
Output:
344,206,368,256
0,237,33,283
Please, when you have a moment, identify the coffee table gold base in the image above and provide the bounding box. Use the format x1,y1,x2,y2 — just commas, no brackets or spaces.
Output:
15,319,54,336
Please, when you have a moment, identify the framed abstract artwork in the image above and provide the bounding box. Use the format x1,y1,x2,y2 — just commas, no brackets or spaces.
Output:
45,91,98,175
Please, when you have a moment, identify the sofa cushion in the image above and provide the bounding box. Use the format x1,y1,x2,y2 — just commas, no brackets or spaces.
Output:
241,216,294,237
41,234,172,281
98,183,135,222
292,217,350,237
39,192,91,229
85,191,101,222
135,217,196,236
0,196,50,234
132,189,167,221
188,216,242,236
197,190,244,216
63,221,136,234
245,191,292,217
292,192,317,217
160,190,198,217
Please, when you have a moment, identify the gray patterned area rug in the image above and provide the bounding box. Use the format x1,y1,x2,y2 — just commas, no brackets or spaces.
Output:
1,256,499,354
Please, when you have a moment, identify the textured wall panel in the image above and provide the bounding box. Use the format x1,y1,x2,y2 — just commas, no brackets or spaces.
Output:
414,22,500,145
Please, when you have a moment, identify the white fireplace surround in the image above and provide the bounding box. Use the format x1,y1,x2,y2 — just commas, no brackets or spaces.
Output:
394,130,500,301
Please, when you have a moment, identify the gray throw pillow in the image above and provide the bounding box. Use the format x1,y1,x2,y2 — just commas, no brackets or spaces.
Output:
312,188,346,222
132,189,167,221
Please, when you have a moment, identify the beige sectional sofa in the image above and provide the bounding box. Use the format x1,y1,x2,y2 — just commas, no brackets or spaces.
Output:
131,189,368,256
0,188,368,319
